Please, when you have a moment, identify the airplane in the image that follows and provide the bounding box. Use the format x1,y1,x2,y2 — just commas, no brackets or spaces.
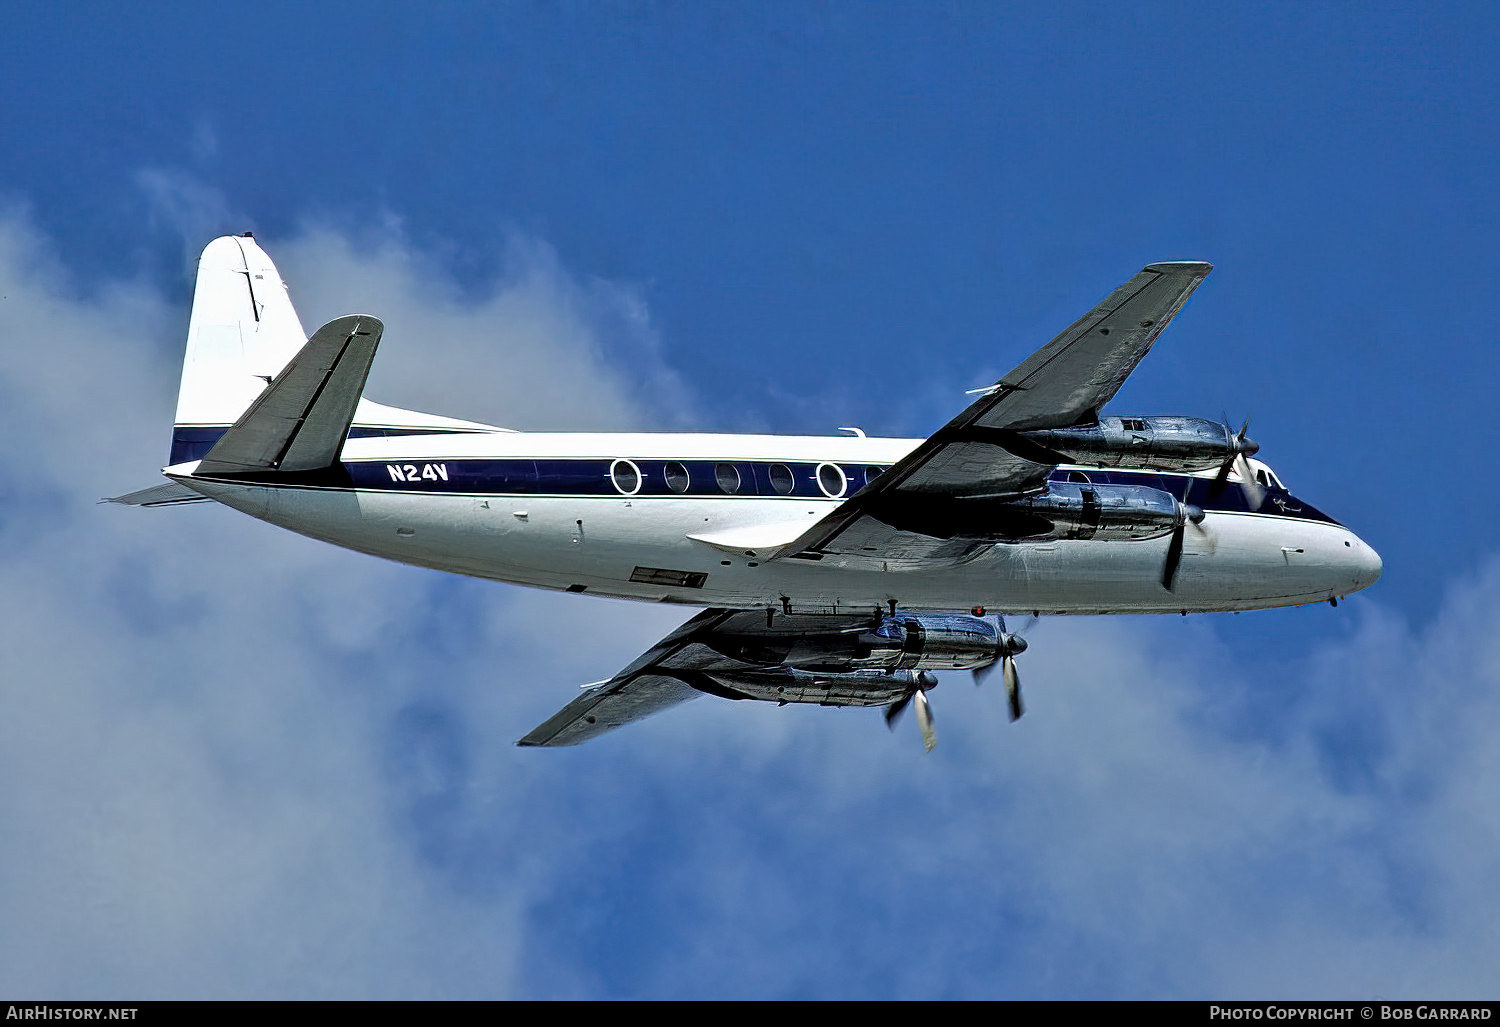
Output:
112,234,1382,751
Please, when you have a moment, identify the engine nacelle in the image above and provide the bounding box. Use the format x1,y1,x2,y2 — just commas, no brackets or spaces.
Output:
698,668,937,708
708,613,1008,673
988,481,1185,541
876,481,1186,542
1016,415,1255,472
852,614,1003,672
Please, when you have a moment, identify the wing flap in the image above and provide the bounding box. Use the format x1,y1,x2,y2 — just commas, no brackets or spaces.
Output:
894,439,1050,497
194,315,383,475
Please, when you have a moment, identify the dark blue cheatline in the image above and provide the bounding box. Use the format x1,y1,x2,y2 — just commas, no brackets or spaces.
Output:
346,458,886,500
173,424,1338,526
341,459,1338,524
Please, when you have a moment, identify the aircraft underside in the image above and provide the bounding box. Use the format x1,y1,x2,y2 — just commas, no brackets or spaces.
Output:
177,477,1380,615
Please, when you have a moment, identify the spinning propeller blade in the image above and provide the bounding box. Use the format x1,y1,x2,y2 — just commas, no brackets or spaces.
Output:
1210,418,1264,508
886,672,940,751
884,692,911,730
1162,504,1207,592
971,615,1029,721
914,690,937,753
1003,654,1023,722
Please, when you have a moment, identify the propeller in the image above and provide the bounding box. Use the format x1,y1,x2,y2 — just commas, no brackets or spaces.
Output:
972,615,1030,721
885,672,940,752
1209,418,1265,510
1162,502,1208,591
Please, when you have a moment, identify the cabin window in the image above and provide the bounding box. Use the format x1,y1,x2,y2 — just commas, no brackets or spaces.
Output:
1121,418,1147,432
715,463,742,494
664,461,690,493
865,465,885,484
769,463,795,495
817,462,847,498
1067,470,1091,484
610,459,642,496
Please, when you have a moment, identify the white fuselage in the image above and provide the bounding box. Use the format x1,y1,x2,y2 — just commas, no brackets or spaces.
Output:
170,429,1383,616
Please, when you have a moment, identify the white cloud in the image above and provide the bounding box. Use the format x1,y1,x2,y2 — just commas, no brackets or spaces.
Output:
0,204,680,998
134,169,244,270
1,195,1497,999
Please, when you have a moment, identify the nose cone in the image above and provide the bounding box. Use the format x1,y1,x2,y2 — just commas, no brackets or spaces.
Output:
1350,536,1383,592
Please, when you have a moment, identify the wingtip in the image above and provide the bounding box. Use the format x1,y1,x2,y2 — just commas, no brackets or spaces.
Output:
1144,260,1213,276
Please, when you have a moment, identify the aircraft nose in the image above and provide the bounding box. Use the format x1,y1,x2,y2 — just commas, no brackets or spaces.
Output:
1350,536,1383,592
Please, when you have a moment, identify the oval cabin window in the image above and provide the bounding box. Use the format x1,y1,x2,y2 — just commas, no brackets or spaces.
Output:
664,461,690,493
769,463,795,495
715,463,741,494
816,462,847,498
610,459,642,496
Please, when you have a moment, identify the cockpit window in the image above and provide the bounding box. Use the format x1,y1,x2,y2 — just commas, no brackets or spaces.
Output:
1248,465,1286,491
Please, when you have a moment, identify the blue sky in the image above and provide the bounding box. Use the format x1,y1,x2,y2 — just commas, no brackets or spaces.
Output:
2,3,1498,999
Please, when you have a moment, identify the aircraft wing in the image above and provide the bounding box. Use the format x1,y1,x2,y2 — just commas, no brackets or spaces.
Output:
518,607,892,746
518,609,732,747
779,261,1212,563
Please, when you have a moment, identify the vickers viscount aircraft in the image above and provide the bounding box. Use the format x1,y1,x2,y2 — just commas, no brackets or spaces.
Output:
113,235,1381,751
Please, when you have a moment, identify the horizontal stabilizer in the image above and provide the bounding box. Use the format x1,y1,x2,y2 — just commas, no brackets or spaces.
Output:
194,315,383,475
104,481,210,507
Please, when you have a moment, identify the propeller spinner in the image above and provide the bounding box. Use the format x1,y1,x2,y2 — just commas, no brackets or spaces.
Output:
972,615,1030,722
1209,418,1265,509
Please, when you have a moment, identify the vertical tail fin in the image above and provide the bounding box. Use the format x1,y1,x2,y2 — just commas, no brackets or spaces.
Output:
167,234,507,469
170,234,308,463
